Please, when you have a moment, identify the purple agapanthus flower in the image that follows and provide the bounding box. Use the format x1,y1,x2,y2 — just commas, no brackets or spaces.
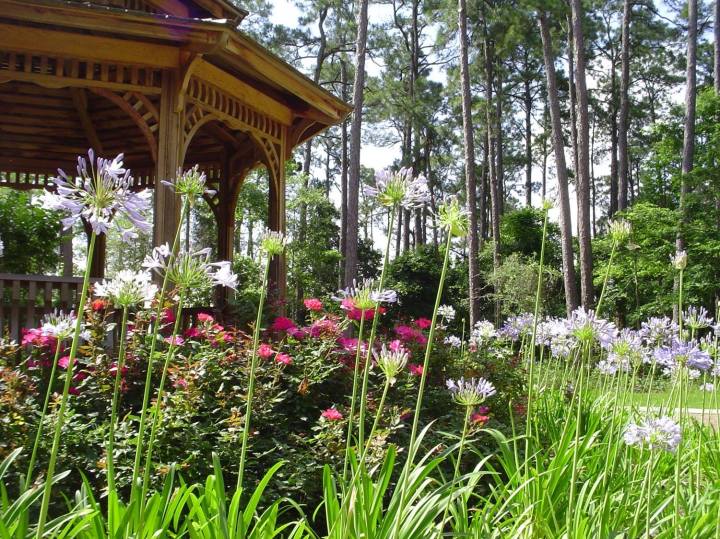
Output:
683,306,713,330
446,376,496,407
640,316,679,347
608,328,646,366
38,150,151,240
364,167,430,209
567,307,618,348
499,313,535,341
653,339,713,373
624,416,681,452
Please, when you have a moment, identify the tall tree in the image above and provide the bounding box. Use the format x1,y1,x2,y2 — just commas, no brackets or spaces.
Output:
715,0,720,94
569,0,594,308
539,10,580,315
617,0,632,212
344,0,369,286
458,0,480,325
677,0,697,256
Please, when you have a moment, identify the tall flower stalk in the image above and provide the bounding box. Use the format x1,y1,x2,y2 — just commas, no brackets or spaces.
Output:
35,151,151,539
392,198,468,539
237,230,285,491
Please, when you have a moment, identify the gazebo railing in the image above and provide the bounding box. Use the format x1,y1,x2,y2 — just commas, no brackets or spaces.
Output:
0,273,99,342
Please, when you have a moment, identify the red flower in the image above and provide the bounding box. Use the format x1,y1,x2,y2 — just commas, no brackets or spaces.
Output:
275,352,293,365
91,299,108,312
173,378,188,389
68,386,80,396
58,356,70,369
414,317,432,330
303,298,323,312
288,327,308,340
408,363,423,376
321,408,343,421
272,317,297,332
471,413,490,426
162,308,176,324
197,313,214,323
257,343,274,359
310,318,338,338
184,327,203,339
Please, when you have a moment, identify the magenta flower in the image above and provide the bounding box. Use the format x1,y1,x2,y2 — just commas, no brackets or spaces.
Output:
414,318,432,330
321,407,343,421
197,313,214,323
310,318,339,338
164,335,184,346
272,316,297,332
257,343,274,359
58,356,70,369
275,352,293,366
408,363,423,376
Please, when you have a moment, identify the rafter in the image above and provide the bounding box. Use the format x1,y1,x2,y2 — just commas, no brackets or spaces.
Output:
70,88,104,153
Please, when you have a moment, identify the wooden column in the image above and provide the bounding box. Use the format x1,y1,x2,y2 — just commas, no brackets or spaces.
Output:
153,70,183,249
215,154,238,308
268,138,287,310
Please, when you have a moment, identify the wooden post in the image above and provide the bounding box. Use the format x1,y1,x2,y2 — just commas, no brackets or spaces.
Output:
268,140,287,312
216,154,238,308
153,70,183,249
61,234,73,277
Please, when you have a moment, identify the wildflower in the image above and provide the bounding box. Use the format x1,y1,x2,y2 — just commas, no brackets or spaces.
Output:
374,344,409,386
624,416,682,452
260,229,286,256
275,353,293,366
321,407,343,421
438,304,456,322
414,318,432,330
257,344,274,359
37,150,151,239
684,306,713,331
364,167,429,209
608,219,631,245
408,363,424,376
437,198,469,237
671,250,687,271
161,165,215,203
444,335,462,348
446,377,497,407
304,298,323,311
94,270,157,308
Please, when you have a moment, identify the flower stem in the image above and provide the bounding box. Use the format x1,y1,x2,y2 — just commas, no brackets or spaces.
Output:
24,339,63,491
437,406,471,538
106,306,129,537
130,198,188,510
392,230,453,539
236,255,272,492
357,208,395,450
140,295,185,506
342,310,365,482
35,232,96,539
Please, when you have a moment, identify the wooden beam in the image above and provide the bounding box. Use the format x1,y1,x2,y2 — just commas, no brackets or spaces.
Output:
0,23,180,68
0,69,163,95
70,88,104,153
192,60,293,125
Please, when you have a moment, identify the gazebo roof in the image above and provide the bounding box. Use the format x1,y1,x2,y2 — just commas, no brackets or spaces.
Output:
0,0,352,178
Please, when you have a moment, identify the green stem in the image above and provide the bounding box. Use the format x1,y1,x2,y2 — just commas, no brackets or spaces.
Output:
437,406,471,538
392,230,453,539
106,306,129,538
341,311,365,482
35,232,96,539
24,339,63,490
130,198,188,508
357,208,395,451
236,256,272,492
140,295,185,507
567,342,588,531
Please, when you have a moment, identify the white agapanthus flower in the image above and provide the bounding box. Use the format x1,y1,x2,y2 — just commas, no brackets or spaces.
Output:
94,270,158,308
444,335,462,348
438,305,456,322
471,320,497,345
143,245,237,293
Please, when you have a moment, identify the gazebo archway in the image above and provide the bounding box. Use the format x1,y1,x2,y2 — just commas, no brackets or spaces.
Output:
0,0,352,336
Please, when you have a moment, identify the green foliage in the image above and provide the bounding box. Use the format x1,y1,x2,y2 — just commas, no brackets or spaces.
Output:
0,189,61,274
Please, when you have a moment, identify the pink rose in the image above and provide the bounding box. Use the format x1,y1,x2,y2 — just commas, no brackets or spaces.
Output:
257,343,274,359
275,352,293,365
321,408,343,421
304,298,323,311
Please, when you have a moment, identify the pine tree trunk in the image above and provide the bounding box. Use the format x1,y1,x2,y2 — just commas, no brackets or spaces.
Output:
677,0,697,255
715,0,720,93
539,11,580,315
617,0,631,212
344,0,369,286
339,57,349,286
524,54,533,207
569,0,595,308
567,16,579,192
459,0,480,325
609,62,619,217
496,69,504,216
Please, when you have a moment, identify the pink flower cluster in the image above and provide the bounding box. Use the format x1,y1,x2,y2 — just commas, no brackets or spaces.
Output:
394,324,428,345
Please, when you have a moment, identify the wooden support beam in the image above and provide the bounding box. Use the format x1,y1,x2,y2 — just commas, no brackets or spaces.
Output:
70,88,104,153
0,23,180,68
153,70,183,250
267,131,287,311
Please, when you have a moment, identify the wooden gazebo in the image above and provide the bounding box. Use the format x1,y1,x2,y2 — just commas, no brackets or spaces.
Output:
0,0,351,326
